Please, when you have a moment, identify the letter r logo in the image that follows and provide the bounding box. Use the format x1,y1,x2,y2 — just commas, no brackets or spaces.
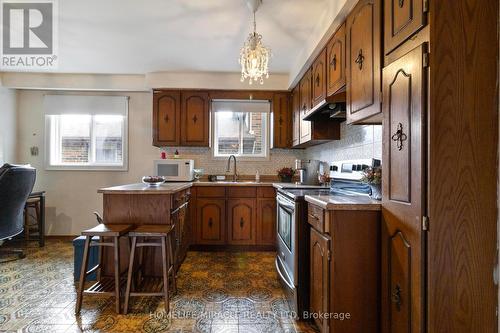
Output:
2,2,53,54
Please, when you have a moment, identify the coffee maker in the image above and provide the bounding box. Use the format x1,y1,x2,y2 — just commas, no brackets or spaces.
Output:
295,159,321,185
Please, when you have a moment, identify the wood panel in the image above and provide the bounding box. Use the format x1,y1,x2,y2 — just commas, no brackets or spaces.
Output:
312,48,327,107
256,198,276,245
346,0,382,124
291,86,301,147
227,187,257,198
428,0,498,332
181,91,209,146
153,90,180,146
382,44,426,333
310,227,330,333
384,0,426,55
227,199,256,245
257,186,275,198
196,199,225,245
327,23,346,96
196,187,225,198
272,92,292,148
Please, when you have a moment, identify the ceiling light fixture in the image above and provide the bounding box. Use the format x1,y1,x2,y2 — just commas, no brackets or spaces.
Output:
239,0,271,85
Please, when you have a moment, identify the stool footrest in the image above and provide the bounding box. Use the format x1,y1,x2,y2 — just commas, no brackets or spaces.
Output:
83,277,126,295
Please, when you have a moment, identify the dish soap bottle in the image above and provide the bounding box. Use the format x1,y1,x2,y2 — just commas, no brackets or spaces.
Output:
174,149,180,159
255,170,260,183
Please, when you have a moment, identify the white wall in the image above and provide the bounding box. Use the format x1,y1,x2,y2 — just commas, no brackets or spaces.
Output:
0,87,17,164
305,123,382,163
16,89,303,235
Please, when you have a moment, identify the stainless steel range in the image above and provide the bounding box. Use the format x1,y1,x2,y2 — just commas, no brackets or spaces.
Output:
275,158,380,319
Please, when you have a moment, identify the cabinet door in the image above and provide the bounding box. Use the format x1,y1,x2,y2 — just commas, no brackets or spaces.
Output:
153,90,180,146
327,23,346,96
196,199,225,245
272,93,291,148
384,0,427,55
291,86,301,147
311,48,327,107
256,198,276,246
346,0,382,124
299,69,312,143
310,227,330,333
227,199,256,245
181,91,209,146
381,44,426,333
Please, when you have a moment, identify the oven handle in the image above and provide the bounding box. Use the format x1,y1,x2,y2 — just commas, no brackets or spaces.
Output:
275,257,295,290
277,194,295,210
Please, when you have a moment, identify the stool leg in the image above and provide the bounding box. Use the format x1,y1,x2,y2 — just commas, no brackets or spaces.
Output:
24,206,29,241
34,202,40,246
167,234,177,294
76,236,91,314
96,236,102,282
137,237,144,284
124,236,137,315
161,236,170,314
113,236,121,314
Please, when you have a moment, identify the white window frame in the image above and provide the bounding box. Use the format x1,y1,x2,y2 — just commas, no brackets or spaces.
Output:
44,95,129,171
211,100,270,161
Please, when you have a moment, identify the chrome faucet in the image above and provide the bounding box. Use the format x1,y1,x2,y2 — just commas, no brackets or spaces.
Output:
226,155,238,182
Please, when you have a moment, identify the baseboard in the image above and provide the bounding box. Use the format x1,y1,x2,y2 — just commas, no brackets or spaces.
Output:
189,244,276,252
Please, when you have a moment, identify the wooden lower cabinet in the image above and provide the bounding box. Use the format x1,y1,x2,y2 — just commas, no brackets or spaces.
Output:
227,199,256,245
310,227,330,333
193,186,276,247
308,204,380,333
256,198,276,245
195,198,226,245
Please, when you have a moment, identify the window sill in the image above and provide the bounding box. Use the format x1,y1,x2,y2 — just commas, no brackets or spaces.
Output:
45,165,128,171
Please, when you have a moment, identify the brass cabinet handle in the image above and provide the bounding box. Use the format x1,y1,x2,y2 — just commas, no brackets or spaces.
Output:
354,49,364,70
398,0,404,7
164,115,169,123
391,122,408,151
330,54,337,70
391,284,402,312
192,115,198,123
315,74,320,87
240,217,244,228
208,217,213,228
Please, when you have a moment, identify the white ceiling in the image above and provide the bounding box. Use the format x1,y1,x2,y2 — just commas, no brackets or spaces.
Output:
37,0,331,75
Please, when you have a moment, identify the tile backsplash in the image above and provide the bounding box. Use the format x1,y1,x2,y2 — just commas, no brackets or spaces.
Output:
160,148,305,175
305,122,382,163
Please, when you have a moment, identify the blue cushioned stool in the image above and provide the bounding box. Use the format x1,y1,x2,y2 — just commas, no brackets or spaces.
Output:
73,236,99,281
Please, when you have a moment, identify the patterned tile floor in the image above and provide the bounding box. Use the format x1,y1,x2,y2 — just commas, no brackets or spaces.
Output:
0,240,319,333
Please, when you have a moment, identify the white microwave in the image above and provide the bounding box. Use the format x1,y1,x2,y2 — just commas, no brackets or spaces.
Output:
154,159,194,181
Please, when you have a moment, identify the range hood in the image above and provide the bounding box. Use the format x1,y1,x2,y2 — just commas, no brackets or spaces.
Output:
303,90,346,121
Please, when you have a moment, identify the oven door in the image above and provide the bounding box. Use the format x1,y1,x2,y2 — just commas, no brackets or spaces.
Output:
276,193,296,284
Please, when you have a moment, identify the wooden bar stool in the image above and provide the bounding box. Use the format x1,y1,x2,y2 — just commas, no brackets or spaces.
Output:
123,224,177,315
75,224,134,314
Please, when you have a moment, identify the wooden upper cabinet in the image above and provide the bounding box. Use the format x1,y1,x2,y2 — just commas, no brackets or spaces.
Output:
384,0,427,55
299,69,312,143
346,0,382,124
181,91,210,146
310,226,330,333
381,44,426,333
311,49,327,107
153,90,181,146
327,23,346,96
291,86,301,147
227,199,256,245
272,92,292,149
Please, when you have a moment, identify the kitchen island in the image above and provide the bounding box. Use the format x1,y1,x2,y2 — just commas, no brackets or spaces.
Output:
97,181,278,276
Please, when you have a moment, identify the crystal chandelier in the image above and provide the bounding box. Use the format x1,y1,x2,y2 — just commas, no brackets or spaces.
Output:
239,10,271,85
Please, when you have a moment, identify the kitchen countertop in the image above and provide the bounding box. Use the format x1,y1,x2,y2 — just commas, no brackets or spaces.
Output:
305,194,382,211
98,182,192,194
193,180,274,187
272,183,328,189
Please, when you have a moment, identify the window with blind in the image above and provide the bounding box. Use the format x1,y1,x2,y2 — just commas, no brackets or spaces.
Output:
44,95,128,170
212,100,270,158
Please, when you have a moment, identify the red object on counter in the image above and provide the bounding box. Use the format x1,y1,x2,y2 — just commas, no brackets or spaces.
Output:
160,151,166,159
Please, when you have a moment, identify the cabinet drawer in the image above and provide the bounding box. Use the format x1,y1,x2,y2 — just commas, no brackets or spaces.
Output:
227,187,257,198
257,186,276,198
197,187,226,198
308,204,325,232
